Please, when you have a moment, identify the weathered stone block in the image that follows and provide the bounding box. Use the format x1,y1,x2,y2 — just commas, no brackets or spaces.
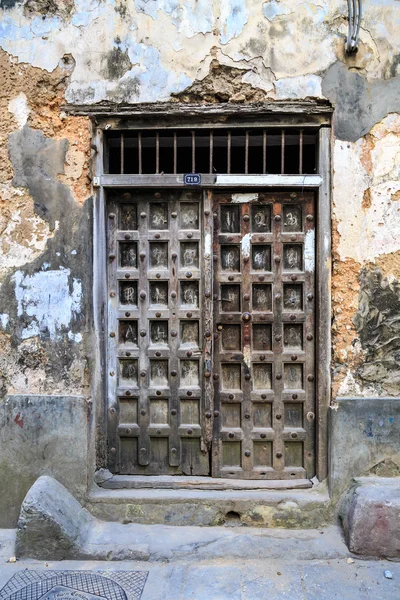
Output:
340,477,400,558
16,475,93,560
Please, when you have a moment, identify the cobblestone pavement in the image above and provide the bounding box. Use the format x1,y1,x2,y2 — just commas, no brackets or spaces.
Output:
1,529,399,599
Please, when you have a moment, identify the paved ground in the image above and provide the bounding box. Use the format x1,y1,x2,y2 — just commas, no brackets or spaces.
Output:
1,529,399,600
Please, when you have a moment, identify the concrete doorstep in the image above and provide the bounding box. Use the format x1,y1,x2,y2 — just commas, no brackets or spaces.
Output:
14,475,348,562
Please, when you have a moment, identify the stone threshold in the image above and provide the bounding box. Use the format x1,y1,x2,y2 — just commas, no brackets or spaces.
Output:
87,483,331,528
98,474,313,491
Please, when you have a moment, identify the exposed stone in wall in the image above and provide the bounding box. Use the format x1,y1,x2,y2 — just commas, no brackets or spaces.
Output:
172,60,267,103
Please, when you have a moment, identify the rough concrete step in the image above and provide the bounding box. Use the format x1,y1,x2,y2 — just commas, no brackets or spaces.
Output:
87,483,331,528
17,476,345,562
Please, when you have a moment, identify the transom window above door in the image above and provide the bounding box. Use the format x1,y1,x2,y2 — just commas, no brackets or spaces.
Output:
105,128,318,176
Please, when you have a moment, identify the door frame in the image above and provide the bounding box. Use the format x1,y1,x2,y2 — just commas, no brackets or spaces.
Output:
91,122,331,482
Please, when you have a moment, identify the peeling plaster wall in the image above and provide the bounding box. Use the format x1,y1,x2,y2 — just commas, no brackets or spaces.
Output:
0,1,400,408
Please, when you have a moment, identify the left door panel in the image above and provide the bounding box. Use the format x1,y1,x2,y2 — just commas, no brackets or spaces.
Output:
106,190,210,475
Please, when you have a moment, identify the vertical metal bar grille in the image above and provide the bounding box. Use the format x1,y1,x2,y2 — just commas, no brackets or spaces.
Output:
263,130,267,174
173,132,177,175
227,131,231,174
299,129,303,175
138,132,142,174
120,132,124,174
192,131,195,173
245,130,249,175
107,127,319,176
156,131,160,174
209,131,213,174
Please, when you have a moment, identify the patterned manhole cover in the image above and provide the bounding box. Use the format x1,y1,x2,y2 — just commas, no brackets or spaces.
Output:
0,571,148,600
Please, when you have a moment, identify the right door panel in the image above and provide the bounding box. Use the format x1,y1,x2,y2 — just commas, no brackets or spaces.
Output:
212,192,316,480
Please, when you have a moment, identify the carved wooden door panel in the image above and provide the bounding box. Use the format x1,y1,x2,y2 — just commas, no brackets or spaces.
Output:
106,190,210,475
212,192,316,480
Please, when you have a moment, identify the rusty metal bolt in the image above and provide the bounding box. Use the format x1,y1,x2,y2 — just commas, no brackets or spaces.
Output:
186,351,192,357
205,411,212,419
276,374,282,380
274,256,281,263
171,330,177,337
204,371,211,378
186,312,193,318
155,312,161,318
228,275,234,281
243,293,250,301
110,332,116,338
290,314,297,321
276,414,282,420
306,214,314,221
307,333,313,341
260,354,266,361
276,452,283,458
243,256,249,263
258,275,265,281
291,355,298,361
274,214,282,222
307,374,315,382
243,214,250,222
275,293,281,301
291,275,298,281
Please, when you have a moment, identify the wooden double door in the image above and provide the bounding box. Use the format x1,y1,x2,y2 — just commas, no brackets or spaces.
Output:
106,189,316,479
